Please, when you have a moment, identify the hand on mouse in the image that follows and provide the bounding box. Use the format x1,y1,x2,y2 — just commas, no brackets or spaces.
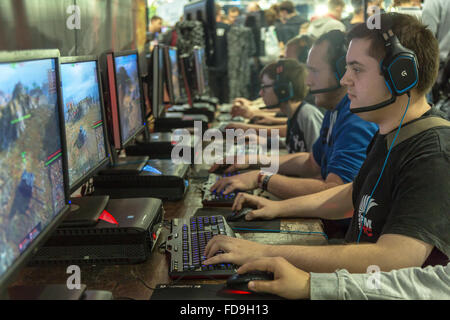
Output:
232,193,281,221
238,257,311,300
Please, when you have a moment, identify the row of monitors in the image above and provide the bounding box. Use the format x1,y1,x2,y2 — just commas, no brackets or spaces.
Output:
0,45,208,293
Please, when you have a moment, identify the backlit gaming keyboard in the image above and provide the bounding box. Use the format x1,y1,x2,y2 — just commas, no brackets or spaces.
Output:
202,173,251,207
165,215,237,279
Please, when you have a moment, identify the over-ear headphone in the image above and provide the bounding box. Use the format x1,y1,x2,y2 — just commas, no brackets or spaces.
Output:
380,29,419,96
273,60,294,103
351,25,419,114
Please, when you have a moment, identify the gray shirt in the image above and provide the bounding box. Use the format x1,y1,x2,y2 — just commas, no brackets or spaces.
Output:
310,263,450,300
422,0,450,61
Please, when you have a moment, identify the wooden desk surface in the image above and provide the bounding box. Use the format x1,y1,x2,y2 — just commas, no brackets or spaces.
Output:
12,165,327,300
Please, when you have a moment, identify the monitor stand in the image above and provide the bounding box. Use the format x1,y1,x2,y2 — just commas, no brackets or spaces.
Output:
8,284,113,300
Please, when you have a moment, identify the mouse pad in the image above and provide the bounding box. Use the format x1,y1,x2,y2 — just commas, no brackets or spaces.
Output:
150,284,283,300
194,208,281,233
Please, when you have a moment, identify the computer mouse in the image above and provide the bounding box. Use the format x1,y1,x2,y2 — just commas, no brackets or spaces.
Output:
226,271,274,292
227,207,253,222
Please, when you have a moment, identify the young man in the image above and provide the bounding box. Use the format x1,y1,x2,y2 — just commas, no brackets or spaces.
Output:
225,59,323,153
204,13,449,275
210,30,378,200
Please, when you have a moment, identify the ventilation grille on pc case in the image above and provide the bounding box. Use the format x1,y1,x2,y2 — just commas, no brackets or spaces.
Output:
30,243,150,266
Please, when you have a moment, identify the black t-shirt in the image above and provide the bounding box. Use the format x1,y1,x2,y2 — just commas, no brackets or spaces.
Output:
286,103,306,153
212,22,230,72
345,110,450,266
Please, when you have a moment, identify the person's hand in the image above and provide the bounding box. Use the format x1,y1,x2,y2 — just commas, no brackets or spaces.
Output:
209,171,259,194
225,122,249,130
233,97,252,107
208,155,252,174
231,193,281,221
238,257,311,300
231,104,255,118
251,115,274,125
203,235,269,266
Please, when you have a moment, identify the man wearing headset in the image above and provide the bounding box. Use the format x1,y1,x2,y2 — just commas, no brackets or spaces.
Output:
209,30,378,200
203,14,450,297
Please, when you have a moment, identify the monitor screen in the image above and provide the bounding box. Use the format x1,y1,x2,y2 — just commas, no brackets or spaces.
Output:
114,53,144,146
0,56,67,285
60,60,108,190
168,48,182,104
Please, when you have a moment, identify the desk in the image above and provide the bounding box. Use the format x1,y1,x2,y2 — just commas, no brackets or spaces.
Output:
11,165,327,300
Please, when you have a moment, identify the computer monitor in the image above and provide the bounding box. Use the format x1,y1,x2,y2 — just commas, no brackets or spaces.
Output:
101,50,146,150
0,50,70,296
193,46,209,97
60,56,110,193
163,46,182,105
150,45,165,120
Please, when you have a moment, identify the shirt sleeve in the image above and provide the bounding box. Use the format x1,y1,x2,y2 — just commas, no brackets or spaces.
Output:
299,104,324,153
310,264,450,300
381,153,450,257
326,117,378,183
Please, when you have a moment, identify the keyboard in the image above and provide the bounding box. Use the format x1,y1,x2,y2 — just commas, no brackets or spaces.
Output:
202,173,250,207
165,215,237,279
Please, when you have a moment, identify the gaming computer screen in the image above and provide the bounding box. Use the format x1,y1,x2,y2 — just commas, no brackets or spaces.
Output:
60,57,109,192
0,50,69,292
114,52,145,147
164,47,182,105
103,50,145,150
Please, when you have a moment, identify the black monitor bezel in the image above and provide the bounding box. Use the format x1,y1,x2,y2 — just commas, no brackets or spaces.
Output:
0,49,70,294
112,50,146,149
149,44,165,120
60,55,112,194
193,46,206,97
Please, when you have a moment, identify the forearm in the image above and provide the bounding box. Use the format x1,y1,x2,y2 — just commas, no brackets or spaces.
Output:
267,175,339,199
263,242,415,274
271,182,354,220
278,153,319,177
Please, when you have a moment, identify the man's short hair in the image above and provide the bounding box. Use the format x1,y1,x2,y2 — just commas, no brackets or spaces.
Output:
351,0,364,14
151,15,162,23
229,7,240,14
315,30,348,71
260,59,309,102
347,13,440,96
279,1,295,14
328,0,345,10
286,35,316,63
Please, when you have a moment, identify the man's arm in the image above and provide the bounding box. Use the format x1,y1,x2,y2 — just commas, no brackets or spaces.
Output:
232,182,354,221
204,233,434,274
266,172,343,199
278,151,321,178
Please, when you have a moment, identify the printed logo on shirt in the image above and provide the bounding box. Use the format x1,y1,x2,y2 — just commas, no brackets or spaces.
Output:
358,195,377,237
289,135,305,153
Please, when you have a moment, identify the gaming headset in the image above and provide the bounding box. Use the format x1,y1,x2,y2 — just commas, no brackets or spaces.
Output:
309,30,348,95
261,59,295,110
351,25,419,113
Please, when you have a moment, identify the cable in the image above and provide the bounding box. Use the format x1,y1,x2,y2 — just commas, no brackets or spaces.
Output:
231,227,328,240
356,93,411,243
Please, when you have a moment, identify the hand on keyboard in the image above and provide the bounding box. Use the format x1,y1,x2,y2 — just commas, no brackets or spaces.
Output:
209,170,259,195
